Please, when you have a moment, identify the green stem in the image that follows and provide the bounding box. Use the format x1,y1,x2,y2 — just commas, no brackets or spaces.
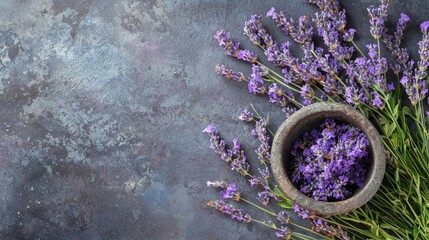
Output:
241,198,276,217
351,40,367,59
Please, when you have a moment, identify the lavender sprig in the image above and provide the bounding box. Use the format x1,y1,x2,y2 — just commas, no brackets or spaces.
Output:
207,200,252,223
203,125,250,176
215,65,246,82
214,30,258,63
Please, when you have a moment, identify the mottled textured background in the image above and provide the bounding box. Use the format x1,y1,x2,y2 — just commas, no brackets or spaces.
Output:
0,0,427,239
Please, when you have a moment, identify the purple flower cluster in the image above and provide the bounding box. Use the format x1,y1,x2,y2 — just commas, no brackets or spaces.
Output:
367,0,390,39
207,181,241,202
215,65,245,82
383,13,410,51
214,30,258,63
267,8,313,45
248,64,268,94
203,125,250,176
238,108,254,122
244,15,274,48
290,119,369,201
207,200,252,223
275,226,292,239
251,118,271,164
398,21,429,106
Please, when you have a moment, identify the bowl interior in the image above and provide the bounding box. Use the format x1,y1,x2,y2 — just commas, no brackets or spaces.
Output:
281,113,374,201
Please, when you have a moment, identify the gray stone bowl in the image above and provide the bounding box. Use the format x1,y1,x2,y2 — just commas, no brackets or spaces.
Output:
271,102,385,216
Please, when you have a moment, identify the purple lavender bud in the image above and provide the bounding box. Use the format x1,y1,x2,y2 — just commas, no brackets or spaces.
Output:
207,200,252,223
244,15,274,48
214,30,240,57
277,211,291,225
275,226,292,239
388,13,411,50
266,7,277,18
248,65,268,94
268,83,289,107
300,84,314,106
366,44,378,59
371,91,385,109
203,124,216,135
238,109,254,122
215,65,245,81
282,106,297,119
220,183,241,201
421,21,429,34
249,177,261,186
252,118,271,164
256,191,270,205
237,50,258,63
342,28,356,42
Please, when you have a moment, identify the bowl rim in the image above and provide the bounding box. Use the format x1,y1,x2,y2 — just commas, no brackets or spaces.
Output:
271,102,386,215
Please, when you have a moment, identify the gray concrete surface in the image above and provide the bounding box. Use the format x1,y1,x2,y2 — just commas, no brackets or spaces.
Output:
0,0,426,239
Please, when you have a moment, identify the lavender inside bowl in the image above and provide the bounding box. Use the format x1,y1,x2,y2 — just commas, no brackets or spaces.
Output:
271,102,386,216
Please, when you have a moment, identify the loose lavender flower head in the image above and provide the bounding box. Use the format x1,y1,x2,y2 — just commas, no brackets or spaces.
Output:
207,200,252,223
215,65,245,81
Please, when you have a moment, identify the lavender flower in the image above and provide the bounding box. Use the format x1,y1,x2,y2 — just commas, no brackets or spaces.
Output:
238,50,257,63
290,119,369,201
203,125,227,156
251,118,270,164
275,226,292,239
342,28,356,42
215,65,245,81
248,64,268,94
371,91,385,109
300,84,315,106
244,15,274,48
277,211,291,225
367,0,390,39
203,125,250,176
220,183,241,201
267,8,313,45
207,200,252,223
399,21,429,105
268,83,291,107
393,13,410,49
282,106,297,119
214,30,258,62
238,109,254,122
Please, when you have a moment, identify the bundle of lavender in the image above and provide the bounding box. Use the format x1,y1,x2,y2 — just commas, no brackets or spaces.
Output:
204,0,429,239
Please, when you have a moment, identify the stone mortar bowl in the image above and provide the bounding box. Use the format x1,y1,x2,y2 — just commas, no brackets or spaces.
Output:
271,102,386,216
